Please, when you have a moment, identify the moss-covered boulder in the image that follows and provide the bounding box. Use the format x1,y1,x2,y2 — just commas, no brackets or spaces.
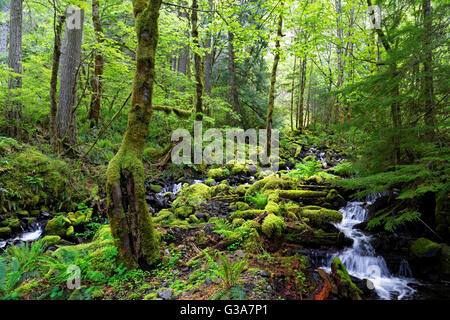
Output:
207,168,230,180
153,209,175,224
261,214,285,238
298,206,342,228
230,209,264,220
245,175,295,197
172,183,211,210
41,235,62,246
331,257,362,300
410,237,442,258
229,202,250,212
1,217,21,230
0,226,12,238
44,216,72,237
0,138,71,212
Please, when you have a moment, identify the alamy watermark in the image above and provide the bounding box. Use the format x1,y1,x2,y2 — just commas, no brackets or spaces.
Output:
67,6,82,30
66,265,81,290
171,121,280,173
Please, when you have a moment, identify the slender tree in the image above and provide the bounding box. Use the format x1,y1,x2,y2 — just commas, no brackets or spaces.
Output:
191,0,203,121
89,0,105,127
6,0,23,138
105,0,162,269
55,6,84,153
266,5,283,155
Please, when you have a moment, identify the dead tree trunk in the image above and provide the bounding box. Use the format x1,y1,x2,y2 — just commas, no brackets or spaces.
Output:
106,0,162,269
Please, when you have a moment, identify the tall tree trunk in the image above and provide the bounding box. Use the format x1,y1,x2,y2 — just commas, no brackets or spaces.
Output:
266,8,283,155
335,0,344,124
105,0,162,269
6,0,23,138
89,0,104,127
50,14,65,151
177,2,189,77
297,57,307,129
305,60,313,127
191,0,203,121
55,6,84,153
228,31,240,115
203,0,214,99
290,56,296,131
422,0,435,134
0,2,9,54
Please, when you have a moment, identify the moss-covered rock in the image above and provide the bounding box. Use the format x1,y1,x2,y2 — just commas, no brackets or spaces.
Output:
229,202,250,211
44,215,72,237
42,235,62,246
172,183,211,209
149,184,163,193
207,168,230,180
410,237,442,258
0,226,12,238
279,189,327,200
261,214,285,238
298,206,342,228
67,211,87,226
230,209,264,220
1,217,20,230
174,206,194,219
245,175,295,197
232,218,245,227
331,257,362,300
153,209,175,224
264,201,280,215
205,178,215,186
234,184,250,196
188,214,200,224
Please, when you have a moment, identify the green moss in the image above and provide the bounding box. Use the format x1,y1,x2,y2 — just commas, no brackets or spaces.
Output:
149,184,163,193
44,215,72,237
230,209,264,220
331,257,362,300
234,184,250,196
153,209,175,224
17,210,29,217
261,214,285,238
41,235,61,246
232,218,245,227
188,214,200,224
278,190,327,200
15,280,41,295
174,206,194,218
1,217,20,229
326,189,344,202
207,168,230,180
211,184,233,197
205,178,215,186
229,202,250,211
0,226,12,238
264,201,280,215
172,183,211,209
246,175,295,197
67,211,87,226
299,206,342,227
410,237,442,258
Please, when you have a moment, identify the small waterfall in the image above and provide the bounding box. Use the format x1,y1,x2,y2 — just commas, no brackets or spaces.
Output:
323,198,417,300
0,221,44,249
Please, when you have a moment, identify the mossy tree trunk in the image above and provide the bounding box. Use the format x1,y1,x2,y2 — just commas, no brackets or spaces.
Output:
289,55,296,131
50,13,65,151
296,57,307,129
266,8,283,155
89,0,104,127
106,0,162,269
191,0,203,121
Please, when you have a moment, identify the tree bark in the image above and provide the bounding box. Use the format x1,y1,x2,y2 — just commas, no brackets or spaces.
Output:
422,0,435,134
296,57,307,129
266,8,283,155
106,0,162,269
6,0,23,138
89,0,104,127
55,6,84,153
228,31,240,115
335,0,344,124
0,2,9,54
191,0,203,121
290,56,296,131
305,60,313,127
203,0,214,99
50,14,65,151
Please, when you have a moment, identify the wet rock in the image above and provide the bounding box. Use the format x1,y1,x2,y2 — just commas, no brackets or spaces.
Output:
157,289,173,300
410,238,441,259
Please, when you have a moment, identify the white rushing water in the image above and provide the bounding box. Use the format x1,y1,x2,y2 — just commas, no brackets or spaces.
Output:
323,197,417,300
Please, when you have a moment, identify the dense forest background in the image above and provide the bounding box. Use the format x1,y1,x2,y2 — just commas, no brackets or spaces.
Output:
0,0,448,301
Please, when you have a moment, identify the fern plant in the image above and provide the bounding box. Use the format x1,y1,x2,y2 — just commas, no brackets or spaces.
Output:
203,250,247,289
246,192,267,209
